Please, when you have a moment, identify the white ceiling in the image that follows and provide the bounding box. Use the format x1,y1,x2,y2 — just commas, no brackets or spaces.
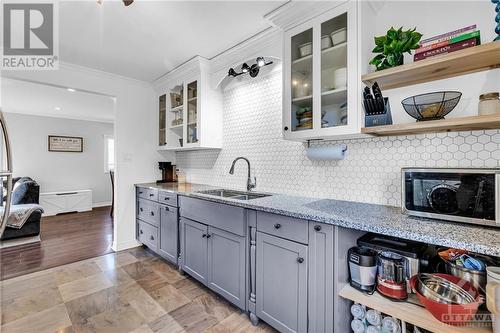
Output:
1,78,115,122
59,1,286,81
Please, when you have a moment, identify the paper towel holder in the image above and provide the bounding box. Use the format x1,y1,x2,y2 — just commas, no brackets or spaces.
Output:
306,139,348,152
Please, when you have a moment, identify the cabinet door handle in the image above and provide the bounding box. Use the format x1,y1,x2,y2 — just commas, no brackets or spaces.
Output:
297,257,304,264
139,207,143,212
150,211,154,216
165,206,169,211
139,230,143,234
206,234,211,239
150,235,154,241
202,234,207,238
164,197,170,200
139,191,143,194
149,193,154,197
314,225,321,232
284,126,289,131
274,223,281,229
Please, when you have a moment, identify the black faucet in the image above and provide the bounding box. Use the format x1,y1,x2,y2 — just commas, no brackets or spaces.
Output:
229,157,256,191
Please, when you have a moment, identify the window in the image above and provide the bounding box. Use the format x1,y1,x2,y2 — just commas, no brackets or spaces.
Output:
104,135,114,173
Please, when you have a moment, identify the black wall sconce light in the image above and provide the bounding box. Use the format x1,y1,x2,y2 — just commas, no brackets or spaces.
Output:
228,57,274,78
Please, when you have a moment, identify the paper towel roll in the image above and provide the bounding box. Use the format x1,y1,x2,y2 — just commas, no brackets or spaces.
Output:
306,144,347,161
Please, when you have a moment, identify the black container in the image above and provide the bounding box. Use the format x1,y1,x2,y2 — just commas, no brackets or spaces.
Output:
364,97,392,127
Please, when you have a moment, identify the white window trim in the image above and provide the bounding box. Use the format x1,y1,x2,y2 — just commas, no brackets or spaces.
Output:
104,134,114,173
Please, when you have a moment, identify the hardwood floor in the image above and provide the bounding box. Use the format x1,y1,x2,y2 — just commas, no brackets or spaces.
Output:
0,206,114,280
0,247,276,333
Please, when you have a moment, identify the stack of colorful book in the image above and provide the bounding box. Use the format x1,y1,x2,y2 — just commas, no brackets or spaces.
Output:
414,25,481,61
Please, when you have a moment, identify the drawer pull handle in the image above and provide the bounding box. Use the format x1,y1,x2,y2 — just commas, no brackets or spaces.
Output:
202,234,207,238
149,193,154,197
139,230,143,234
206,234,211,239
139,191,143,194
150,211,154,216
314,225,321,232
150,236,154,241
164,197,170,200
274,223,281,229
140,208,144,212
297,257,304,264
165,207,169,211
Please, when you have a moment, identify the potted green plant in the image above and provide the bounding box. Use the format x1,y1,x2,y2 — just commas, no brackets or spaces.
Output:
369,27,423,71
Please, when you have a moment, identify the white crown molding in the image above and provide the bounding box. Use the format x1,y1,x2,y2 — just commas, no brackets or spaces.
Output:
264,0,348,31
3,110,114,124
152,56,209,89
58,61,153,89
209,27,282,74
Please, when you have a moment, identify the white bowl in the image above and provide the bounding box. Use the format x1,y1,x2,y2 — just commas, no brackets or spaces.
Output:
333,67,347,89
321,35,332,50
330,27,347,45
299,42,312,58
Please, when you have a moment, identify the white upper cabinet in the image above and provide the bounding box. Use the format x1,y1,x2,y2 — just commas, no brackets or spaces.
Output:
154,57,223,151
280,1,360,141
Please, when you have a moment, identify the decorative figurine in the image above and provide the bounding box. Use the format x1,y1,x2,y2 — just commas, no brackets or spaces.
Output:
493,0,500,41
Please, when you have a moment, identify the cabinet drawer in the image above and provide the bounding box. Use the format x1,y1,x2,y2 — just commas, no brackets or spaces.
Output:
159,190,178,207
137,198,160,227
179,197,246,236
137,187,158,201
138,220,158,251
257,212,308,244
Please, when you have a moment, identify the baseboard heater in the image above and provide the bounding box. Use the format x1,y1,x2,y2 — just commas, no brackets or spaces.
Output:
39,190,93,216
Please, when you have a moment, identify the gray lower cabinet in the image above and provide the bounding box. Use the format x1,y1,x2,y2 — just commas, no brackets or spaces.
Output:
158,205,178,264
207,226,246,309
256,231,308,333
180,218,208,284
308,222,334,333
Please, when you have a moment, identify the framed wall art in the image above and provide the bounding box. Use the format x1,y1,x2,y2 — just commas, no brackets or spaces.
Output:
48,135,84,152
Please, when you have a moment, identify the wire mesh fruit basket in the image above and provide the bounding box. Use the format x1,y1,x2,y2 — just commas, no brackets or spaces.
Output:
401,91,462,121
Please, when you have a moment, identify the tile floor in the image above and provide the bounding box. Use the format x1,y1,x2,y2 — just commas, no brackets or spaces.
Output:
0,246,276,333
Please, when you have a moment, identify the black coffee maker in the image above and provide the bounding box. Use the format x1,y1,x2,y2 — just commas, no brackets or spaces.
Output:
157,162,177,183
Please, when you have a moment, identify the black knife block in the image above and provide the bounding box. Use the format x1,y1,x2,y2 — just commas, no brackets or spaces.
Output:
364,97,393,127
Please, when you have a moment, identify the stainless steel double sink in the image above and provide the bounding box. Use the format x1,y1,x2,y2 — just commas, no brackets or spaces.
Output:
196,189,272,201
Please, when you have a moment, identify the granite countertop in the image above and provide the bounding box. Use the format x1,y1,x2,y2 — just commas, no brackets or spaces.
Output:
136,182,500,257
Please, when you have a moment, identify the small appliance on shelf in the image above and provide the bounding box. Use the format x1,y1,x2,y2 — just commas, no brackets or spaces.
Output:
156,162,177,183
348,247,378,294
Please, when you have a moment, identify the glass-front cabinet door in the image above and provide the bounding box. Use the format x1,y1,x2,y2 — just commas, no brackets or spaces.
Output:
168,84,184,149
290,28,313,132
159,94,166,146
186,80,199,145
283,2,357,140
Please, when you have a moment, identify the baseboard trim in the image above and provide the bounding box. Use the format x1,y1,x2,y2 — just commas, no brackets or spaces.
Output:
112,239,141,252
93,201,112,208
0,235,41,249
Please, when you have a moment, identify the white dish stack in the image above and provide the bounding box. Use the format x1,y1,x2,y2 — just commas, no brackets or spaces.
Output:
350,303,430,333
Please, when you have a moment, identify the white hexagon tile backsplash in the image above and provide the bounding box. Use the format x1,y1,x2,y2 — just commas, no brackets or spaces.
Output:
175,71,500,207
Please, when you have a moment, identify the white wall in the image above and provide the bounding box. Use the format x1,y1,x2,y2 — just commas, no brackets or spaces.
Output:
4,112,114,205
177,69,500,207
175,1,500,207
360,1,500,124
1,62,175,251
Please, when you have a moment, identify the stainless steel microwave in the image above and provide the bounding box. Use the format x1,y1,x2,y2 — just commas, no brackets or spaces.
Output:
402,168,500,227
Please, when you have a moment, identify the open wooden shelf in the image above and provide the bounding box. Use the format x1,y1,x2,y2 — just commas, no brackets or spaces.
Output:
362,114,500,136
362,42,500,90
339,285,492,333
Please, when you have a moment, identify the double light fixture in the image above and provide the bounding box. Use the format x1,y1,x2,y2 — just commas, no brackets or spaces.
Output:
228,57,273,78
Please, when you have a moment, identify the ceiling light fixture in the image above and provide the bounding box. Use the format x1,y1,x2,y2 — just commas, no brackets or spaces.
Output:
228,57,273,79
54,107,61,111
67,88,76,92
